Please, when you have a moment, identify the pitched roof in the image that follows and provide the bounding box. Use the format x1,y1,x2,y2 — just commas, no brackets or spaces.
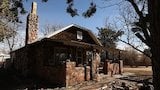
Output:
45,24,102,46
11,24,102,52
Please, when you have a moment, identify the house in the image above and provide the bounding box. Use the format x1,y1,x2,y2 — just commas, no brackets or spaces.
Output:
0,52,10,68
11,2,102,86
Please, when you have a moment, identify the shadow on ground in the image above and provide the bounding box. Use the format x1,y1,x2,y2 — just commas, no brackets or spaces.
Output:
0,67,63,90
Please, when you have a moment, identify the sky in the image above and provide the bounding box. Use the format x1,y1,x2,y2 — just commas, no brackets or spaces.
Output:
0,0,148,53
18,0,132,50
22,0,121,34
1,0,130,52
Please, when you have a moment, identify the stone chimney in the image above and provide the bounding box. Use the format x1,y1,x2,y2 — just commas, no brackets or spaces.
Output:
25,2,38,45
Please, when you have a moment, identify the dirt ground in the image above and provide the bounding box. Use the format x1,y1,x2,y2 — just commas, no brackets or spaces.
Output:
0,66,153,90
67,66,153,90
123,66,152,76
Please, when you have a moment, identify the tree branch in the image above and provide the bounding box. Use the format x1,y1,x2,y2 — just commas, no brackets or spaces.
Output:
127,0,143,18
127,0,151,47
118,38,151,58
135,32,150,47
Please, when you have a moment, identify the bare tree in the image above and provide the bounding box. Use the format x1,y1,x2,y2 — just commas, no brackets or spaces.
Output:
110,3,148,55
0,0,26,41
41,23,64,36
2,23,24,52
122,47,139,67
0,0,25,52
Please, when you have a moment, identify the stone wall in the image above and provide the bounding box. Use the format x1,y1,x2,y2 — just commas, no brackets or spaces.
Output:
109,63,119,75
66,61,90,86
35,61,91,86
92,52,100,81
103,60,123,76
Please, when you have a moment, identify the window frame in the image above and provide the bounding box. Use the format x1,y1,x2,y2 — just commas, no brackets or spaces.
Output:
77,31,83,40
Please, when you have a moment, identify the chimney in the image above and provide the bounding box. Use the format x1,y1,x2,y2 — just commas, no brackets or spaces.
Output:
31,2,37,15
25,1,38,45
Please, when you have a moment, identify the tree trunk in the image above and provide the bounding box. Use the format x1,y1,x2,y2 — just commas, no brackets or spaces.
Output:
148,0,160,89
151,55,160,90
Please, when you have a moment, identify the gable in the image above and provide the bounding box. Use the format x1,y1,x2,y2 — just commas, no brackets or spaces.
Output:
47,25,101,45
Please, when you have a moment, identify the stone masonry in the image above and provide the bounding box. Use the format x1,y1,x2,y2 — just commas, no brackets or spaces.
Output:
104,60,123,76
66,61,91,86
25,2,38,45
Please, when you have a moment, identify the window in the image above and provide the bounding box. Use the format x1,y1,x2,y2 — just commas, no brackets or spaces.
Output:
43,47,68,66
54,48,68,65
77,31,83,40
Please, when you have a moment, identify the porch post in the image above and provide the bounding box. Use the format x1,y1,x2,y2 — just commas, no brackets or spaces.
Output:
91,49,100,81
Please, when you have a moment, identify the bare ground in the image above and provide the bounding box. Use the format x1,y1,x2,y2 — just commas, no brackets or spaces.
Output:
123,66,152,76
69,66,153,90
0,66,153,90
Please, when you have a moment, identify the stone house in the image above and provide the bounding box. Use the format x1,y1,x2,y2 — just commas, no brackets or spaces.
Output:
11,2,102,87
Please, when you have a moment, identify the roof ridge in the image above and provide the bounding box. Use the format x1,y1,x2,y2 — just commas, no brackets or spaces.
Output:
45,24,75,38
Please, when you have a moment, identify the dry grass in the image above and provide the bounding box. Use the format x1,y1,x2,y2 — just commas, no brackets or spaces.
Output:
123,66,152,76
